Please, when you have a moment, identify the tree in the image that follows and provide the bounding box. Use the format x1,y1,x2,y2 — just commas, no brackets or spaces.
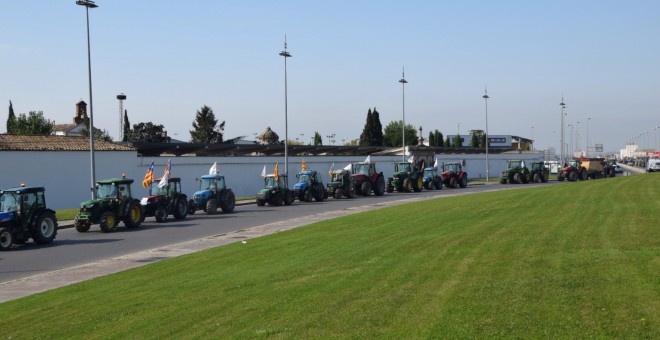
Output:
359,108,373,146
428,131,435,146
313,131,323,146
382,120,419,147
122,110,131,142
371,107,383,146
128,122,169,143
453,134,463,147
80,119,113,142
434,130,444,147
445,135,452,147
10,111,53,135
7,101,16,133
470,129,485,148
190,105,224,144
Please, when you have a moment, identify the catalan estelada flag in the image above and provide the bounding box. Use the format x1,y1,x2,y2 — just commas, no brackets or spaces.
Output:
301,159,307,171
142,161,154,188
274,162,279,181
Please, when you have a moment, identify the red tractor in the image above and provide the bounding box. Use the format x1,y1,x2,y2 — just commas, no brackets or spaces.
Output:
351,162,386,196
557,160,588,181
441,162,468,188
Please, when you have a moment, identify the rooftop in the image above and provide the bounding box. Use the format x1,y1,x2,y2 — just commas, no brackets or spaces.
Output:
0,134,136,152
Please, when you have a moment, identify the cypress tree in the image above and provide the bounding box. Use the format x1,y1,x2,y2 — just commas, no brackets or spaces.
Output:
122,110,131,142
445,135,452,147
7,100,16,133
371,107,383,146
435,130,444,147
428,131,435,146
359,108,373,146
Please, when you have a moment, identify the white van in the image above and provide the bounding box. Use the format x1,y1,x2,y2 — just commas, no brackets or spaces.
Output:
648,159,660,172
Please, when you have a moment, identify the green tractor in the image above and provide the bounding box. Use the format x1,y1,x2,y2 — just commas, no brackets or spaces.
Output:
74,177,144,233
256,174,295,206
140,177,189,222
0,186,58,250
500,160,531,184
188,174,235,215
386,161,424,193
326,169,356,199
529,161,549,183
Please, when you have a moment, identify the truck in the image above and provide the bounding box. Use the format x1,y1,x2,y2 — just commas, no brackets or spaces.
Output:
576,158,606,179
0,186,57,250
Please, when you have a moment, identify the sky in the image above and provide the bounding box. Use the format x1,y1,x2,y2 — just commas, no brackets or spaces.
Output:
1,1,659,153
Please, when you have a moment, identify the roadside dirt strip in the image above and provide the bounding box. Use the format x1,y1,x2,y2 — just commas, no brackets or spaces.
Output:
0,187,499,303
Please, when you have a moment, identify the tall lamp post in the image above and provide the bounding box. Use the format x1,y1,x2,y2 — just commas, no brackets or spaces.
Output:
399,68,408,162
279,37,292,175
586,116,591,157
76,0,98,199
482,88,490,181
560,98,566,165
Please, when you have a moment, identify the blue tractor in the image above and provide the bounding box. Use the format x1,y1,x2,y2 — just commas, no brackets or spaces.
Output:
0,186,58,250
188,174,236,215
293,170,326,202
422,167,443,190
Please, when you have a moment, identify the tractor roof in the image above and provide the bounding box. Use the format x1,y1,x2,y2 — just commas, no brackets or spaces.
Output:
423,167,437,171
154,177,181,183
97,177,134,185
298,170,316,175
0,186,45,195
201,174,225,180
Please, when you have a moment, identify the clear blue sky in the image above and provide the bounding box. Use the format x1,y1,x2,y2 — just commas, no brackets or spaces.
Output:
2,1,659,153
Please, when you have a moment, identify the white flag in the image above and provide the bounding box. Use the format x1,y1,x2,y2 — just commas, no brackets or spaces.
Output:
157,171,169,188
343,163,352,171
261,165,266,177
209,162,218,175
433,158,438,168
408,155,415,163
364,155,371,163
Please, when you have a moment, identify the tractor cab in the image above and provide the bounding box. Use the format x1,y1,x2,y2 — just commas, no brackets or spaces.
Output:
353,163,374,176
395,162,412,174
442,162,462,174
96,178,134,201
423,167,438,179
0,186,57,250
264,174,288,189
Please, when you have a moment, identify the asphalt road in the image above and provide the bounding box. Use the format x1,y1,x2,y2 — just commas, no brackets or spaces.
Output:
0,182,554,284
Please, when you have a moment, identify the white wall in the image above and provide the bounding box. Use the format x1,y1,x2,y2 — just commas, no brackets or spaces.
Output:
0,150,544,210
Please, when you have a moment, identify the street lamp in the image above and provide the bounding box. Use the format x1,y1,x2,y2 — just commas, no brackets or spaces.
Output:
399,68,408,162
76,0,99,199
279,36,292,175
531,125,534,151
560,98,566,165
482,88,490,181
586,116,591,157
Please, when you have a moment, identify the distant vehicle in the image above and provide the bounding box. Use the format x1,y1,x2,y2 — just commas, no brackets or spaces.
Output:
544,161,561,175
615,165,623,173
648,159,660,172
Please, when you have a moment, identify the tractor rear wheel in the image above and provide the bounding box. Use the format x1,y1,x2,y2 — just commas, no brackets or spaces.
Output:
460,175,468,188
449,177,457,188
347,183,356,198
541,173,548,182
413,177,423,192
270,192,284,206
568,171,578,181
206,198,218,214
124,202,143,228
580,171,588,181
284,190,294,205
512,173,521,184
173,198,188,220
32,211,57,244
0,227,13,250
402,179,412,192
100,211,117,233
374,176,385,196
533,173,541,183
155,205,168,223
221,191,236,213
361,181,372,197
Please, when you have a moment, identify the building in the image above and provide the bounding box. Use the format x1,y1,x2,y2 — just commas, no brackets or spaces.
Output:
445,134,533,150
52,101,88,137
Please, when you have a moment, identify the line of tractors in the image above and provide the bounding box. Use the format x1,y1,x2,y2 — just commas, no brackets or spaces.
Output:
499,158,617,184
0,157,470,251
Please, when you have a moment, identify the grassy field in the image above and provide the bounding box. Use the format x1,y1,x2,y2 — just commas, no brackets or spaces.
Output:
4,174,658,338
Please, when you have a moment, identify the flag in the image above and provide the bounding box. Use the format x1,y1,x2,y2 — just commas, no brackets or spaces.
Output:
261,165,266,177
343,163,352,171
142,161,154,188
274,163,279,180
209,162,218,175
158,159,171,188
364,155,371,163
433,158,438,168
301,159,307,171
328,163,334,176
408,155,415,163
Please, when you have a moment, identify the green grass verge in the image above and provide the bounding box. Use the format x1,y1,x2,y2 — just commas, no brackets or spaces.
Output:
4,175,659,338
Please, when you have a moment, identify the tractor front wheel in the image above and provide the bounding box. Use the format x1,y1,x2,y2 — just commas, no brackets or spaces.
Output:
303,189,313,202
100,211,117,233
374,176,386,196
361,181,372,197
173,198,188,220
74,219,90,233
533,173,541,183
155,205,168,223
187,199,197,215
568,171,578,182
427,180,435,190
0,227,13,251
347,183,356,198
334,188,343,199
32,211,57,244
221,191,236,213
256,198,266,206
206,198,218,215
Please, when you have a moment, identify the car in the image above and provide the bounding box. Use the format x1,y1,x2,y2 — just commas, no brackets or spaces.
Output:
647,159,660,172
